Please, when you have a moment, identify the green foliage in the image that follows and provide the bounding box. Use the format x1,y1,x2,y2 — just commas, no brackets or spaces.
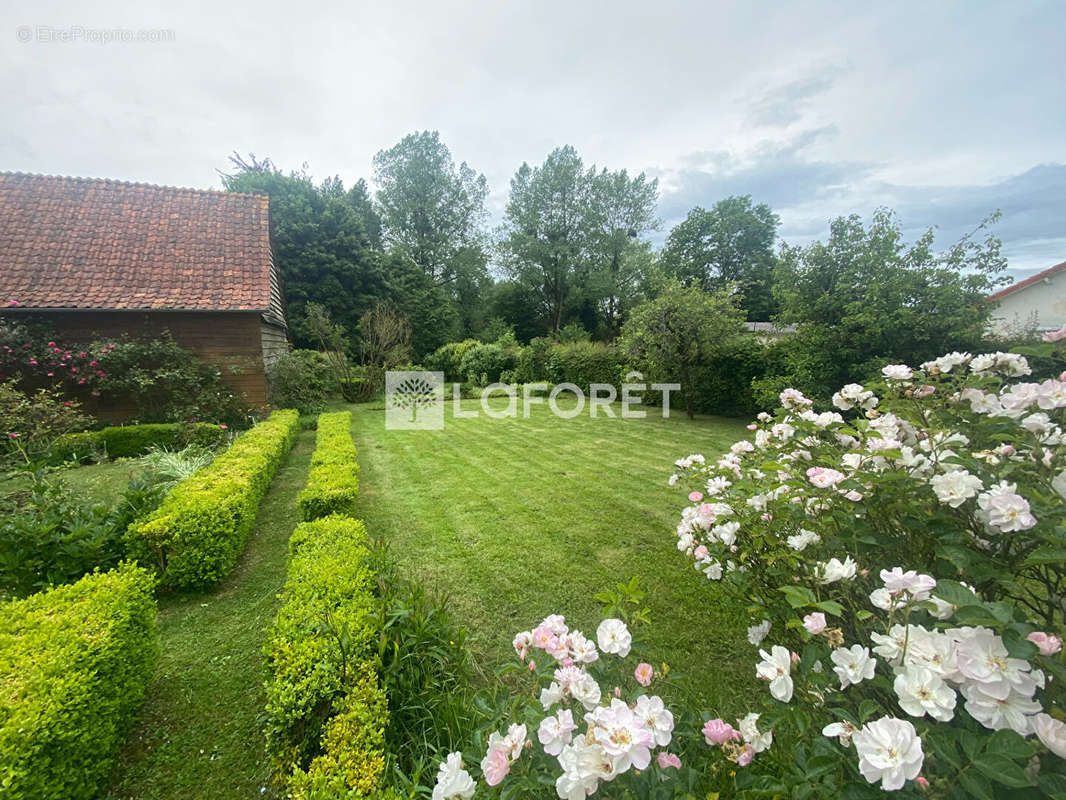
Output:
138,444,215,488
129,409,299,590
299,412,359,521
458,343,512,385
685,336,768,417
91,333,249,425
48,422,227,465
268,349,335,415
660,195,780,321
768,209,1009,401
264,515,386,797
423,339,480,383
0,475,164,599
621,281,748,418
0,380,92,466
0,564,158,800
221,154,387,349
545,341,624,390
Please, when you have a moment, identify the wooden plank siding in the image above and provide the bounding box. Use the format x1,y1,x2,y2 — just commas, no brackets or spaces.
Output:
10,310,276,408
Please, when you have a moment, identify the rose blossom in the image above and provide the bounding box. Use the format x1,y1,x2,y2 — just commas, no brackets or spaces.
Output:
596,618,632,658
803,612,827,634
656,752,681,769
702,718,740,745
480,746,509,786
1035,713,1066,759
634,662,654,686
853,717,924,791
431,752,476,800
1027,631,1063,656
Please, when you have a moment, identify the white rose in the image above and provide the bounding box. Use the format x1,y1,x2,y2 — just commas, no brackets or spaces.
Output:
853,717,924,791
596,618,632,658
432,752,476,800
1035,713,1066,759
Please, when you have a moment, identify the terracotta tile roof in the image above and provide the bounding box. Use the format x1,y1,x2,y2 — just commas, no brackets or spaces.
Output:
989,260,1066,301
0,172,273,311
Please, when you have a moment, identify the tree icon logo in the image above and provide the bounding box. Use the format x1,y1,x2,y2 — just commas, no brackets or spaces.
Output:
386,371,444,430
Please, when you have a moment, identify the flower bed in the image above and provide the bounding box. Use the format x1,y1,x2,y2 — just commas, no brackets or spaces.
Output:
0,564,158,800
128,409,298,589
47,422,228,464
263,514,388,798
297,411,359,521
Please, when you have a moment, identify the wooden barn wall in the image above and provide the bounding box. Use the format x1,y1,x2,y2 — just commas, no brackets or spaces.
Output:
15,310,271,409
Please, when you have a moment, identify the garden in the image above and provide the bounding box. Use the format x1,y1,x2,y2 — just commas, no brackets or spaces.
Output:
2,141,1066,800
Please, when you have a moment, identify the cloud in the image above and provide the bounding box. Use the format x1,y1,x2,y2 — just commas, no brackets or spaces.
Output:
746,70,841,128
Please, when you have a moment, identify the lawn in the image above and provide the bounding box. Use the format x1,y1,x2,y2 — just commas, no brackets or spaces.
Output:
350,397,760,716
0,459,140,507
103,428,315,800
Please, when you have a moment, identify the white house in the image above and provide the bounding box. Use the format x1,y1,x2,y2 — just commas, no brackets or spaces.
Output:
989,260,1066,337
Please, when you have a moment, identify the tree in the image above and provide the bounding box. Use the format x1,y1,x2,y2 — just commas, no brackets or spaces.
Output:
660,196,779,321
357,302,412,401
763,208,1010,402
621,282,747,419
589,169,660,336
220,153,387,348
305,302,360,402
498,146,604,338
373,131,489,287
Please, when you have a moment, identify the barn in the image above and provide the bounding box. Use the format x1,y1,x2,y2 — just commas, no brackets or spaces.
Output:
0,172,288,408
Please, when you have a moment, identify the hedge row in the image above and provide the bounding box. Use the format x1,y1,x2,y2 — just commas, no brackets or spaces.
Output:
129,409,299,590
48,422,228,464
0,564,158,800
264,515,389,799
297,411,359,521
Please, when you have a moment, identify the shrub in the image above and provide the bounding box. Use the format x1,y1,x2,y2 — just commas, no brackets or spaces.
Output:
269,349,335,415
546,341,624,391
138,444,216,488
0,476,164,599
458,343,512,385
686,337,768,417
0,564,158,800
0,380,92,466
298,411,359,521
663,342,1066,796
129,409,299,589
264,515,386,796
48,422,228,465
424,339,481,383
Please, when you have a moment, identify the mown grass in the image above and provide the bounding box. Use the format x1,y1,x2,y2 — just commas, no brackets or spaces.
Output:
104,428,314,800
0,459,138,506
350,396,760,717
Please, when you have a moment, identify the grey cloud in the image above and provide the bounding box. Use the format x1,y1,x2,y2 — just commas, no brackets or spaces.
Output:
747,70,841,128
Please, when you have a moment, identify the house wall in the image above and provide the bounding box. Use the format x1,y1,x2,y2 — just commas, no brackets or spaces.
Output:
260,318,290,373
991,280,1066,336
11,310,272,408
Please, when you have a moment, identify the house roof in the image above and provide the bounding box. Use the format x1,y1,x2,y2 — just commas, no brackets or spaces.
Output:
0,172,273,311
989,260,1066,301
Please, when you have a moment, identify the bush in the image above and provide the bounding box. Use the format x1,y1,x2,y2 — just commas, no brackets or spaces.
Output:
0,380,92,466
129,409,299,590
0,476,164,599
0,564,158,800
458,343,513,386
424,339,481,383
546,341,624,391
686,337,768,417
264,515,387,797
48,422,228,465
664,343,1066,796
269,350,334,415
298,411,359,521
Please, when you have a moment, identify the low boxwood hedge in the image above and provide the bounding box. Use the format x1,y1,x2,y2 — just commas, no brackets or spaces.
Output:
128,409,299,590
264,515,388,798
0,564,158,800
48,422,228,464
297,412,359,521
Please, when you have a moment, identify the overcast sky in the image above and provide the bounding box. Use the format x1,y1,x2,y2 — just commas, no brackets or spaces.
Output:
4,0,1064,276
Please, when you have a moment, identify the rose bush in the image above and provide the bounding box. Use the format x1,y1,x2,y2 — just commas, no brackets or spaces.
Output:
663,335,1066,796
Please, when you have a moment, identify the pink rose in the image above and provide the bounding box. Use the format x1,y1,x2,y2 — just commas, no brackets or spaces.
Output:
634,663,654,687
528,660,536,671
482,747,509,786
702,719,740,745
1042,325,1066,343
688,491,703,503
1028,632,1063,656
693,545,709,560
915,776,930,790
656,752,681,769
735,744,754,766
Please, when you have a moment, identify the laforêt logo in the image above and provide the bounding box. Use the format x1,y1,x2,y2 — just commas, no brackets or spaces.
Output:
386,370,445,429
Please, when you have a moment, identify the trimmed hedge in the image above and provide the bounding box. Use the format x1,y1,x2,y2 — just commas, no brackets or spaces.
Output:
0,564,158,800
48,422,228,464
129,409,299,590
298,412,359,521
264,515,388,798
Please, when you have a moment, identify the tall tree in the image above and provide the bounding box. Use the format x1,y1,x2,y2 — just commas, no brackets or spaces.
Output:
590,169,659,336
373,131,488,287
498,146,604,338
220,153,387,348
660,195,779,321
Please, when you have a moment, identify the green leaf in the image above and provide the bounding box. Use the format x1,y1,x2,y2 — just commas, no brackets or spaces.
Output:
813,600,845,617
958,769,996,800
1024,546,1066,566
985,729,1033,761
858,699,879,722
974,753,1032,788
778,584,817,608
